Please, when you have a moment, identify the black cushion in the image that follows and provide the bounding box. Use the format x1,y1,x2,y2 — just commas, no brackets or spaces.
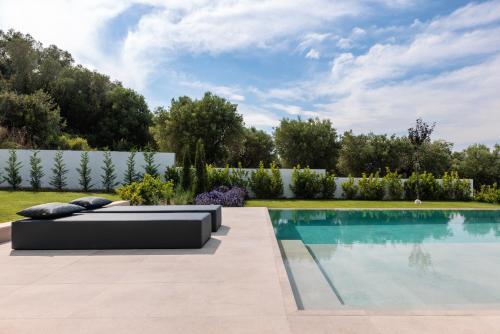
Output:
17,202,85,219
69,197,112,209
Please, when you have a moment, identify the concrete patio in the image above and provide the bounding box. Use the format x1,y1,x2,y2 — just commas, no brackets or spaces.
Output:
1,207,500,333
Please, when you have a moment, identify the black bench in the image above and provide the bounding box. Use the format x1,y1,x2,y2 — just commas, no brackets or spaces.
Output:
89,205,222,232
11,212,211,250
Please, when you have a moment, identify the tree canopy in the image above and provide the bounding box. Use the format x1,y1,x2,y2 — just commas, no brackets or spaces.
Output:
0,29,153,150
274,118,340,170
153,92,244,164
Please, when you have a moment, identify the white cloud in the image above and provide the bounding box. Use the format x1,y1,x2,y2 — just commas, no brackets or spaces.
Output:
180,80,245,102
238,104,280,129
305,49,320,59
255,1,500,148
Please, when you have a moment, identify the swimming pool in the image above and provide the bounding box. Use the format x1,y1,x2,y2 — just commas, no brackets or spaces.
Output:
270,209,500,310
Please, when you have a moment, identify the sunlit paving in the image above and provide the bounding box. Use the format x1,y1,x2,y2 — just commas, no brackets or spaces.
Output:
0,0,499,333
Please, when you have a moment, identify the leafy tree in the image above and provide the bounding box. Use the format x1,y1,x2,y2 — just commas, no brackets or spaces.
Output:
3,149,22,189
194,139,207,194
233,127,276,167
49,150,68,190
97,86,153,150
123,151,139,185
101,151,117,192
142,150,159,177
164,166,180,185
408,118,435,200
77,151,92,191
274,118,340,171
455,143,500,188
29,150,44,191
181,145,192,191
153,92,244,164
337,132,412,176
0,90,62,147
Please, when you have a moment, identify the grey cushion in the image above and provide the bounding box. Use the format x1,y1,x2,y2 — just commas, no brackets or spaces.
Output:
17,202,85,219
69,197,112,209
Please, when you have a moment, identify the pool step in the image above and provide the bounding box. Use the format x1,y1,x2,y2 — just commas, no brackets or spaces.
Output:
279,240,343,309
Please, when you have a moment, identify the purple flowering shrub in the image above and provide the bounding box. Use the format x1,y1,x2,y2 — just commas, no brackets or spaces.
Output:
195,186,246,207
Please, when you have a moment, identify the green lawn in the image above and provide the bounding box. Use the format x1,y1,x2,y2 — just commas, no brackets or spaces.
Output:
0,190,120,223
245,199,500,209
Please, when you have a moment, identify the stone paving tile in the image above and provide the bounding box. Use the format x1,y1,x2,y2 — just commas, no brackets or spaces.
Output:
1,207,499,333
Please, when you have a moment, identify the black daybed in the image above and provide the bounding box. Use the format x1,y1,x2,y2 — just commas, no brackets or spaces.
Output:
11,212,211,250
88,205,222,232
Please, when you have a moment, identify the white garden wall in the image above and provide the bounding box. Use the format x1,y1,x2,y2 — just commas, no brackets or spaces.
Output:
0,149,175,191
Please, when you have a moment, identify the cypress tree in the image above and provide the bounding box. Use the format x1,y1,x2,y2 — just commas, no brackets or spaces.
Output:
29,150,44,191
124,150,138,184
194,139,207,194
181,145,192,191
50,151,68,191
77,151,92,191
101,151,118,192
143,150,159,177
3,149,22,190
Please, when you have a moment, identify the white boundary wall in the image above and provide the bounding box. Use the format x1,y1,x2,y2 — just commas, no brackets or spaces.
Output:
0,149,175,191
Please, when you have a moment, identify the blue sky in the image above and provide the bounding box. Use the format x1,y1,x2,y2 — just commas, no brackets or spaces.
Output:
1,0,499,149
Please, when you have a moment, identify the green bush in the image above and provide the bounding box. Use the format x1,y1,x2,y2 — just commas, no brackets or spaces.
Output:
358,172,385,200
58,134,92,151
77,151,92,191
123,151,139,185
441,171,471,201
384,168,403,200
3,149,22,189
164,166,180,185
341,175,358,199
49,150,68,191
475,183,500,203
29,150,44,191
404,171,441,200
194,139,207,195
250,161,283,199
142,151,159,177
230,163,249,189
206,164,231,190
181,146,192,191
290,166,322,199
116,174,174,205
321,173,336,199
101,151,117,192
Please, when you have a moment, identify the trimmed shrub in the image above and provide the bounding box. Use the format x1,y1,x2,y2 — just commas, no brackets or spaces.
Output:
123,151,139,185
441,171,471,201
195,186,246,207
404,171,441,200
206,164,231,190
29,150,44,191
194,139,208,195
49,150,68,191
230,163,249,189
475,183,500,204
3,149,22,189
290,166,322,199
77,151,92,191
358,172,385,200
142,151,159,177
321,173,336,199
249,161,283,199
341,175,358,199
101,151,118,192
117,174,174,205
384,168,404,200
164,166,180,185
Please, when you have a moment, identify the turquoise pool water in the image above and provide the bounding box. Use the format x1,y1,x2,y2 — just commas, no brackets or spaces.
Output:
271,210,500,309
